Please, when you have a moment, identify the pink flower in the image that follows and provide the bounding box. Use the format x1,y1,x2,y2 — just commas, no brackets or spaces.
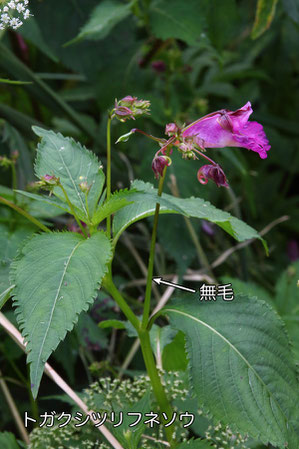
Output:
151,155,170,178
197,164,229,188
182,102,270,159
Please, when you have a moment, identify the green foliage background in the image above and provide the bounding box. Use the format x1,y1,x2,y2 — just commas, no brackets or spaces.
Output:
0,0,298,448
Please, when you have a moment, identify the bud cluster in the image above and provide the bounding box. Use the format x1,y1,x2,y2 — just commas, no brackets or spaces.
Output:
113,96,150,122
0,0,31,31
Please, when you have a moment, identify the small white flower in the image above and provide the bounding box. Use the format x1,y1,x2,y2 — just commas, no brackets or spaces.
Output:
1,13,10,24
23,8,30,19
7,1,16,10
3,6,9,12
16,3,25,12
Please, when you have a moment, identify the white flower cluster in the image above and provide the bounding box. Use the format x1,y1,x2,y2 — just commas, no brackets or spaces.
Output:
0,0,30,31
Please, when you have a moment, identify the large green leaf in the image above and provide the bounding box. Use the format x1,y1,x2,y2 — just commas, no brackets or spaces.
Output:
149,0,206,44
160,294,299,448
12,231,111,398
251,0,278,39
69,0,133,44
112,181,266,249
33,127,105,222
0,223,35,304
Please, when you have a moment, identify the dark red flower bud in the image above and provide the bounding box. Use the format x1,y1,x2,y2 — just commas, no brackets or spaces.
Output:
197,164,228,188
151,156,171,178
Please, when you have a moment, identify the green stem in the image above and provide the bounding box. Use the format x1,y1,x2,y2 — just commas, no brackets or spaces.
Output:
58,184,88,238
106,114,112,237
0,195,51,233
103,276,140,331
142,167,167,329
138,329,175,446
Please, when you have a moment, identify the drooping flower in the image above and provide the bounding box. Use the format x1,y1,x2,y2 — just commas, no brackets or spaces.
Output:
197,164,229,188
151,155,171,178
182,102,270,159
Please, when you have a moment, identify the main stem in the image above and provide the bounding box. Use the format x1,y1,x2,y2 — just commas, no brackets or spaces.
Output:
106,114,112,237
138,328,175,446
142,168,167,329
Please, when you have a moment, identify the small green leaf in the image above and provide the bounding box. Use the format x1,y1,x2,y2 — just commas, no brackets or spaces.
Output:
67,0,132,45
161,294,299,447
12,231,112,398
99,319,126,330
251,0,278,39
92,189,136,225
33,127,105,222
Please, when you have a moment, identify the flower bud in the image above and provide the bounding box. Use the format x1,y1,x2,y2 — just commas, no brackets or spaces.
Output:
113,96,150,122
151,156,171,178
41,174,60,185
197,164,228,188
165,123,179,136
79,181,91,193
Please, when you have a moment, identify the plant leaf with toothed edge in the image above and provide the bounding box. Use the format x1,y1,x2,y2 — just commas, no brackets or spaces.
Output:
91,189,137,225
33,126,105,222
11,231,112,398
112,180,267,252
157,294,299,448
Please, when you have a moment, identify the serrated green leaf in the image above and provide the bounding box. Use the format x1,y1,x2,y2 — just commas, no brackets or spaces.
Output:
12,231,112,398
160,294,299,448
0,223,36,298
112,180,266,251
33,127,105,222
68,0,132,44
15,190,73,216
92,189,136,225
149,0,206,44
251,0,278,39
0,285,15,311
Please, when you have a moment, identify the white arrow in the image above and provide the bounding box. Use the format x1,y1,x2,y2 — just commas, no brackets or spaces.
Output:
152,277,196,293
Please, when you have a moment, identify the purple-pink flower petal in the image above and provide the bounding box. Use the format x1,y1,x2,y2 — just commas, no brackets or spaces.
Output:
182,102,270,159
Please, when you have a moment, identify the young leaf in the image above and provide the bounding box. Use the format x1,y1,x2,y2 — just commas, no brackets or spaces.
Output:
67,0,132,44
161,294,299,448
112,180,266,250
15,190,73,216
12,231,112,398
33,127,105,222
92,189,136,225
